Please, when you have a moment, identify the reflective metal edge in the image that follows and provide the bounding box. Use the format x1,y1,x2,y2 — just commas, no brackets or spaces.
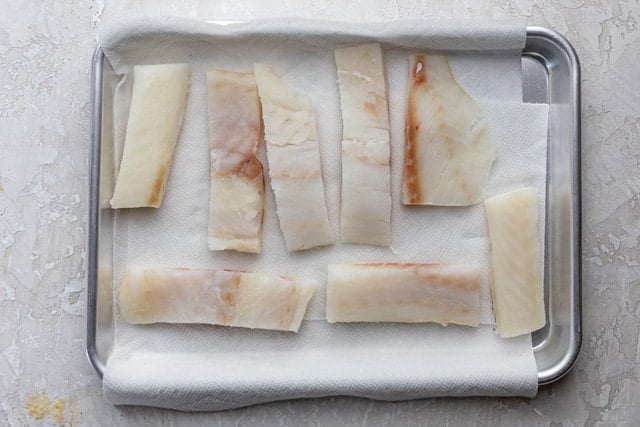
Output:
85,26,583,386
87,46,105,378
524,27,582,385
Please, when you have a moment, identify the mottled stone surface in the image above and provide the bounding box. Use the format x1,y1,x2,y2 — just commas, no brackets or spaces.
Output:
1,1,638,425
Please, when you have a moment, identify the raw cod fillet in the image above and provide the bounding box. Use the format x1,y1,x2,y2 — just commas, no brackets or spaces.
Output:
335,44,391,246
402,54,495,206
326,263,480,326
253,63,333,251
484,188,545,338
207,69,264,253
110,63,190,208
119,267,317,332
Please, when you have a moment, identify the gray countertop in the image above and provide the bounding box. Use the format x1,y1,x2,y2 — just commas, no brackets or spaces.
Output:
1,1,638,425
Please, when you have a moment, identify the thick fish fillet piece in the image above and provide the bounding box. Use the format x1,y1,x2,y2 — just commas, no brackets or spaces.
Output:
402,54,495,206
207,69,264,253
326,263,480,326
485,188,545,338
111,63,190,208
253,63,333,251
335,44,391,246
119,267,317,332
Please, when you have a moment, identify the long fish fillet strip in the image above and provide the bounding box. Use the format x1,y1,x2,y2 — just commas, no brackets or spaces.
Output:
326,263,480,326
253,63,333,251
485,188,545,338
335,43,391,246
206,69,264,253
111,63,190,208
402,54,494,206
119,267,316,332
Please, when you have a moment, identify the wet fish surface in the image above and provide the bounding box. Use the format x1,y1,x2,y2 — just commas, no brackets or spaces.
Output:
326,263,480,326
402,54,494,206
485,188,545,338
254,63,334,252
335,43,391,246
206,69,264,253
119,266,317,332
111,63,191,208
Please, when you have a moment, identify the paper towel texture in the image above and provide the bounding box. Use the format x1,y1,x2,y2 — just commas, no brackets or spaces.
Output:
99,17,547,410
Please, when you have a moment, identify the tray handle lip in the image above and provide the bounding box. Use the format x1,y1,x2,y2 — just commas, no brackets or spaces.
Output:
525,26,582,386
87,45,106,379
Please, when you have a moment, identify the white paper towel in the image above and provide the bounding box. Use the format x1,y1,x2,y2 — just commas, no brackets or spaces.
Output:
98,17,548,410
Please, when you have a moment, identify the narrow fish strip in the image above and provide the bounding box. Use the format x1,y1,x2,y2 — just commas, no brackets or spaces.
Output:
485,187,545,338
335,43,391,246
207,69,264,253
111,63,190,208
253,63,333,251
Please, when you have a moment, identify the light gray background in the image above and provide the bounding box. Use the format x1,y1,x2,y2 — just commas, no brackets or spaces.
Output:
1,1,638,425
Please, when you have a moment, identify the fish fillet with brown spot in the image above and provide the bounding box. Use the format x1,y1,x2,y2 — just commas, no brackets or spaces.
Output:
118,267,317,332
207,69,265,253
110,63,190,209
402,54,495,206
326,263,480,326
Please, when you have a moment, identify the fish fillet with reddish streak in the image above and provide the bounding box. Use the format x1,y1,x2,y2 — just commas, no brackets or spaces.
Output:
402,54,494,206
206,69,264,253
326,263,480,326
119,267,316,332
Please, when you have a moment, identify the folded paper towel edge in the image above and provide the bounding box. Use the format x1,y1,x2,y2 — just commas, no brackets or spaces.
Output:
103,374,539,412
101,328,539,411
97,15,527,72
103,370,539,412
104,387,539,413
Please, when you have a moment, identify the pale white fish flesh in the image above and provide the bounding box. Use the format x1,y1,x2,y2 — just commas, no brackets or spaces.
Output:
110,63,190,208
335,44,391,246
402,54,495,206
484,187,545,338
326,263,480,326
119,267,317,332
207,69,264,253
253,63,333,251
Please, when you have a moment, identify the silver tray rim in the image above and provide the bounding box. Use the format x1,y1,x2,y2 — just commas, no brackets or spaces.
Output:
86,25,582,387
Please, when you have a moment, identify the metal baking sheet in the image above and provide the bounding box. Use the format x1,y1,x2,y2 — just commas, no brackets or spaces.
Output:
86,26,581,386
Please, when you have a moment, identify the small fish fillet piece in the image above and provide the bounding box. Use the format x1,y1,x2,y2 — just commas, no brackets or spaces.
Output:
335,44,391,246
326,263,480,326
253,63,333,251
207,69,264,253
119,267,317,332
402,54,495,206
485,188,545,338
111,63,190,208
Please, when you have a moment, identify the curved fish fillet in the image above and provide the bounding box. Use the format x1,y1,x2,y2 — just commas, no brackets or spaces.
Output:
111,63,190,208
207,69,264,253
485,188,545,338
335,44,391,246
119,267,316,332
402,54,495,206
253,63,333,251
326,263,480,326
